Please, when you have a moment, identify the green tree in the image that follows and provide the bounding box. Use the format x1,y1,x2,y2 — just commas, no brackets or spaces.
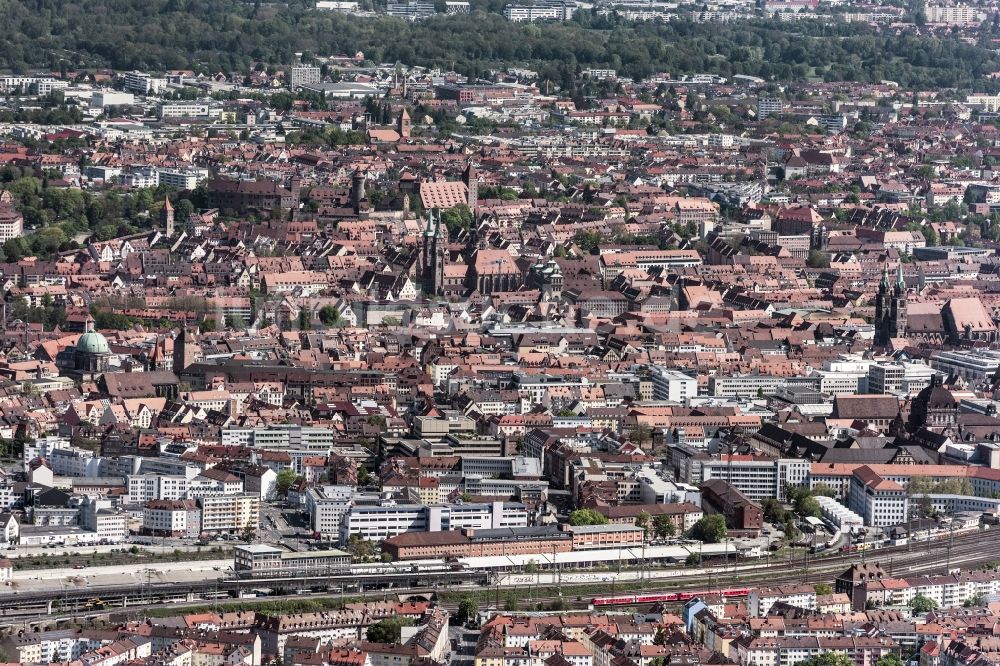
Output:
635,511,651,534
347,535,376,560
568,509,609,526
456,596,478,626
763,499,788,523
318,305,342,326
175,199,195,222
689,515,727,544
357,464,372,486
240,524,256,543
275,468,298,496
875,657,903,666
685,552,701,567
795,654,854,666
573,230,602,253
366,617,414,643
963,592,986,608
652,514,676,539
814,583,833,596
798,496,821,518
440,204,474,236
910,594,938,614
806,250,830,268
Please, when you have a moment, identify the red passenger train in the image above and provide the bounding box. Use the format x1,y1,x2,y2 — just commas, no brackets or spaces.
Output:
592,587,751,606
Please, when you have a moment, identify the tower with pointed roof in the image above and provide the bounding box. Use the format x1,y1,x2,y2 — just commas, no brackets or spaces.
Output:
173,326,203,375
162,197,175,237
421,209,446,297
462,161,478,212
875,263,908,346
397,107,411,139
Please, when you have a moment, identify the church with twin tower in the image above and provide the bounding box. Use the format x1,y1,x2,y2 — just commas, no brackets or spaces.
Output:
874,264,908,347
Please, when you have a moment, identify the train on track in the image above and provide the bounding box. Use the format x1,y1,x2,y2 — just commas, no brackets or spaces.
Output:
592,587,751,606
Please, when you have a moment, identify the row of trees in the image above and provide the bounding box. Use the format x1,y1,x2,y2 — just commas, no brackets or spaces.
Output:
568,508,725,543
797,654,903,666
4,0,1000,91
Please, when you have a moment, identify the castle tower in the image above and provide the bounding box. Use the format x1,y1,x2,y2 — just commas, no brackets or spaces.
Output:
462,161,478,211
397,107,411,139
162,197,175,237
351,168,366,215
173,327,203,374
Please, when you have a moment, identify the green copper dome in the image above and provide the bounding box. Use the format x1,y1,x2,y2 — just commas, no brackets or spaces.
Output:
77,329,111,355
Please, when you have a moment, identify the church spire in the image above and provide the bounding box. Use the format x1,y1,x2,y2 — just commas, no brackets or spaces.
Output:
880,264,890,292
895,262,906,292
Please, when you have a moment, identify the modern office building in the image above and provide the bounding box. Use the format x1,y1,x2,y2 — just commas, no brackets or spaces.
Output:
650,368,698,402
233,544,350,578
288,66,322,90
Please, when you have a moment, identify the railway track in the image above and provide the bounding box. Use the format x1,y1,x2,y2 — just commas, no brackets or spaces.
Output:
0,528,992,626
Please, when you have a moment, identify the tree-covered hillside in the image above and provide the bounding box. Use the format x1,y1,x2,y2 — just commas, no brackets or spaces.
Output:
3,0,1000,90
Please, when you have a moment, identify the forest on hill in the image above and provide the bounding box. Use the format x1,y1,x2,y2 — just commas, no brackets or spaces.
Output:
4,0,1000,91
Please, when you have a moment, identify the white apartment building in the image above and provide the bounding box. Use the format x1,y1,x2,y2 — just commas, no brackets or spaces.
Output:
127,474,190,504
142,499,201,538
80,498,128,544
222,425,336,451
91,91,135,107
650,368,698,403
47,448,100,477
757,97,785,118
503,0,577,21
811,369,866,395
0,209,23,242
339,501,528,544
123,71,167,95
157,167,209,190
189,469,244,498
198,493,260,535
848,468,909,527
306,485,354,540
23,436,73,466
749,584,817,617
289,66,322,90
315,1,361,9
0,77,70,95
709,374,802,397
968,94,1000,113
700,457,810,502
867,363,904,395
158,102,219,119
868,570,1000,611
924,4,984,24
869,361,936,396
